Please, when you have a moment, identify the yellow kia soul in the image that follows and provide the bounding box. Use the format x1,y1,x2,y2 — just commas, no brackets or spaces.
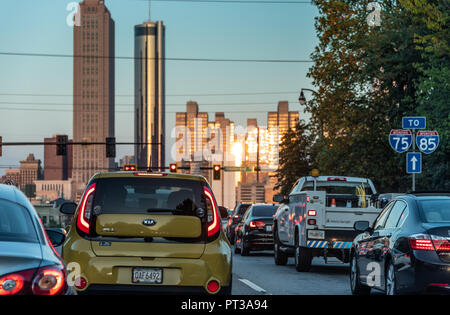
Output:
60,171,232,295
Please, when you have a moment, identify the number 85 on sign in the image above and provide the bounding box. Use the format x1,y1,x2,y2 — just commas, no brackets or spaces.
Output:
389,130,412,153
416,131,439,154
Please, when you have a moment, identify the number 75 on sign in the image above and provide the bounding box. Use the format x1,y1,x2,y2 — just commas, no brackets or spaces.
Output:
389,130,412,153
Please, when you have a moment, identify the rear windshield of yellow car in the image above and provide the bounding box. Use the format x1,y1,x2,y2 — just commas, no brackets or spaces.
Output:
91,177,204,216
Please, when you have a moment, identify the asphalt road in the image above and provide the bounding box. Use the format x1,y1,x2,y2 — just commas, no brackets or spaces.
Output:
231,250,352,295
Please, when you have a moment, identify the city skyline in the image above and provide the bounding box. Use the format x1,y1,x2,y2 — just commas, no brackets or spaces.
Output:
0,0,317,175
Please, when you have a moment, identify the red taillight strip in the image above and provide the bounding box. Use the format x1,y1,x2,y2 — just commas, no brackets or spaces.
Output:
204,187,219,237
134,172,166,176
308,210,317,216
249,221,265,228
77,183,96,234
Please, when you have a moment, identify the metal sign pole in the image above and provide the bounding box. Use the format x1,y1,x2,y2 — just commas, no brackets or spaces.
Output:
412,131,416,191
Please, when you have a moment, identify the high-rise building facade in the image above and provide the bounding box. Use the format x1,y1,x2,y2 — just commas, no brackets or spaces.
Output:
175,101,208,161
135,21,165,171
73,0,115,191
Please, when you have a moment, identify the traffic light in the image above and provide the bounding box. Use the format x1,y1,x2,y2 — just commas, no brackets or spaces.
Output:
213,165,221,180
169,163,177,173
106,137,116,158
123,164,137,171
56,135,68,156
0,136,2,157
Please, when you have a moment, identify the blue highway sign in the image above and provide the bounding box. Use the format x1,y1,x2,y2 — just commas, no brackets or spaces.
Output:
402,117,426,130
406,152,422,174
389,130,412,153
416,131,439,155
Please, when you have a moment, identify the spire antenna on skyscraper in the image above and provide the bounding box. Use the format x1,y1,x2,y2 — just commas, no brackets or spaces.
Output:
148,0,151,21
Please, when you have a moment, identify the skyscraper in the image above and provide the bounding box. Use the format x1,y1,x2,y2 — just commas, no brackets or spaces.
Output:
73,0,115,191
135,20,165,171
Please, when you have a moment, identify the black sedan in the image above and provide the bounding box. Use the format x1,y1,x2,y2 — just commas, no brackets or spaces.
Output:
234,204,279,256
350,192,450,295
0,184,70,295
225,203,252,245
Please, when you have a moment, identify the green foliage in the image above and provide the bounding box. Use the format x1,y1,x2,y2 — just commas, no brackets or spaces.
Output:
275,122,314,196
305,0,448,192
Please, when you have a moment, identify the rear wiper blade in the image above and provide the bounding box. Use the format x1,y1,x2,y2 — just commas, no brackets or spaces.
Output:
146,208,184,213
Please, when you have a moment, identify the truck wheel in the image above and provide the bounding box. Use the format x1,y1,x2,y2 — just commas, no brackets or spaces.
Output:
274,229,288,266
294,236,311,272
350,254,371,295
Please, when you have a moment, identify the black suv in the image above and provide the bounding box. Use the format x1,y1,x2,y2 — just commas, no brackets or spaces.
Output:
225,203,252,244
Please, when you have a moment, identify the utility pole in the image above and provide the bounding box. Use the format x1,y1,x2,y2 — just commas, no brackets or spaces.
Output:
256,127,260,183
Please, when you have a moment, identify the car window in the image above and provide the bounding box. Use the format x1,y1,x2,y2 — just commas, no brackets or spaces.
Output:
252,205,278,217
0,198,39,243
92,178,203,216
384,201,407,229
373,202,394,230
419,199,450,223
236,204,251,216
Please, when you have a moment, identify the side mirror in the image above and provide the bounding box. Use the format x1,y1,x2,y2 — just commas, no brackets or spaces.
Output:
354,221,371,234
218,206,229,219
273,194,289,204
45,229,66,248
59,202,77,215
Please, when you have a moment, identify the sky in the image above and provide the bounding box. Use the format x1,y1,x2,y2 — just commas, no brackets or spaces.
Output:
0,0,319,174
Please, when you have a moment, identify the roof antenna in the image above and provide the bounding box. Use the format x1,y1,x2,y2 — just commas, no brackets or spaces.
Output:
148,0,151,22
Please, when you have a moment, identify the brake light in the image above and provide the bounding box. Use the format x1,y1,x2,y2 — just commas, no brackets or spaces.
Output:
77,183,96,235
431,235,450,251
0,274,25,295
249,221,265,229
409,234,434,251
327,177,347,181
204,187,220,238
234,215,239,219
308,210,317,216
307,219,316,225
32,267,66,295
134,172,166,176
0,266,66,295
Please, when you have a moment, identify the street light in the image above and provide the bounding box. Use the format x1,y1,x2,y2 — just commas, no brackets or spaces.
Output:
298,88,317,106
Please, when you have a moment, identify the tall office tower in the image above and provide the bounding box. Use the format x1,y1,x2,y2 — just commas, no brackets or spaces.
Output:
267,101,299,167
175,101,208,161
73,0,115,191
44,135,73,180
135,20,165,171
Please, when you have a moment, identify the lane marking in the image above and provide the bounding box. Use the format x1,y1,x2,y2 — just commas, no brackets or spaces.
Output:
238,278,271,295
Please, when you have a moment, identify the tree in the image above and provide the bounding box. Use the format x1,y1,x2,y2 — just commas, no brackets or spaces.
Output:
275,121,314,196
306,0,427,192
402,0,450,190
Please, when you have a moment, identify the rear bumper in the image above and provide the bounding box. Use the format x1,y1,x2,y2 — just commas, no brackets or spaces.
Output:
244,231,273,250
63,235,232,295
398,252,450,294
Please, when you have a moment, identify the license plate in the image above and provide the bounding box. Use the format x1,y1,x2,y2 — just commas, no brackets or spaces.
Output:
132,268,163,284
266,225,272,232
308,230,325,239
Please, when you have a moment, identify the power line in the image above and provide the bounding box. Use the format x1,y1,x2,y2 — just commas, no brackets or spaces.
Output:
134,0,312,4
0,100,299,107
0,91,299,97
0,51,313,63
0,107,295,113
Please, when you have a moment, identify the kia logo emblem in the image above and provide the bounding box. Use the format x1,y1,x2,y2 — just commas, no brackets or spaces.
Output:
142,219,156,226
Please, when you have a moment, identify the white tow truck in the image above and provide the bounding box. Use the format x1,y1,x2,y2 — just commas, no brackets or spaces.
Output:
272,173,381,271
